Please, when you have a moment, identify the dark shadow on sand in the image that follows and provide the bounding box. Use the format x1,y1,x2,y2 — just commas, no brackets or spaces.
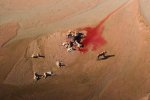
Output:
38,55,45,58
97,55,115,61
60,63,66,67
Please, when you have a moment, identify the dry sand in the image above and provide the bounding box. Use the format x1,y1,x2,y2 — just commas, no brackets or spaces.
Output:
0,0,150,100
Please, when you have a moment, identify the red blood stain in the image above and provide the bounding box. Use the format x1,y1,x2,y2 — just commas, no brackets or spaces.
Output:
79,18,107,53
79,2,126,53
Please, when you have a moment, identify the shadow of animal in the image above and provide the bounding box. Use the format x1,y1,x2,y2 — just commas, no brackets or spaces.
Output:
97,54,115,60
60,63,65,67
38,55,45,58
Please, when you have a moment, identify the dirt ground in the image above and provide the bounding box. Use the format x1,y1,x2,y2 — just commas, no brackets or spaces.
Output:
0,0,150,100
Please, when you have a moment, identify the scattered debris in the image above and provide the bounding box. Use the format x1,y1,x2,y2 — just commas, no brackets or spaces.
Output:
67,47,73,52
75,40,84,48
62,42,69,48
66,30,75,38
62,30,86,52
